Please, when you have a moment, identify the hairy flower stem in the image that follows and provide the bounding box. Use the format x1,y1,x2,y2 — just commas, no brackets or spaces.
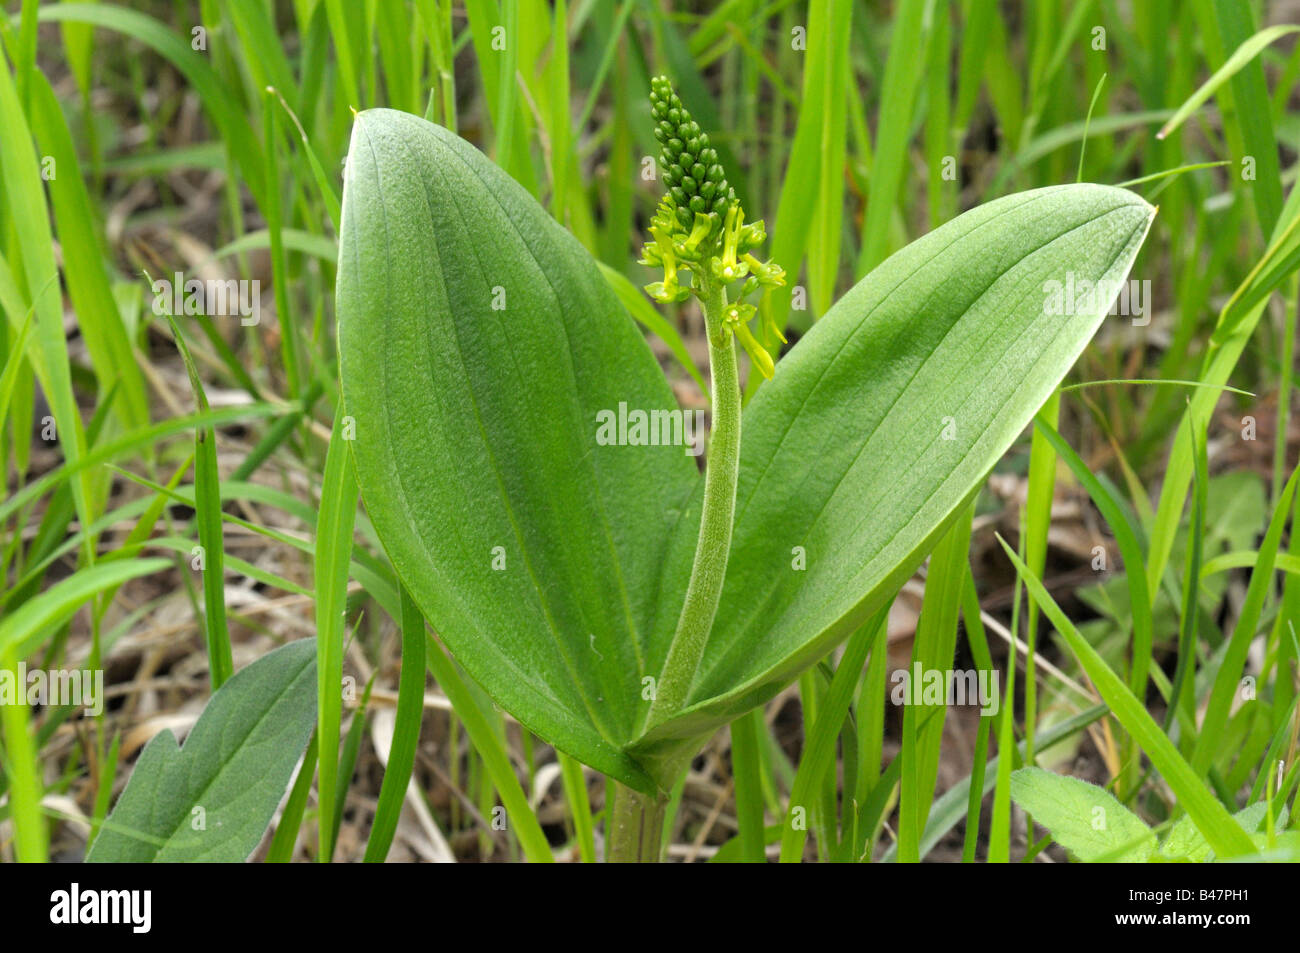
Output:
607,781,667,862
647,275,740,729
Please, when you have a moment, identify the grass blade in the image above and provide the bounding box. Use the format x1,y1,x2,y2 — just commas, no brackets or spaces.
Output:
1191,463,1300,775
1156,23,1299,139
557,752,595,863
729,708,765,863
364,584,428,862
422,632,553,863
855,0,927,276
998,538,1257,859
779,605,888,863
28,71,148,432
266,731,319,863
315,402,361,862
761,0,853,335
37,3,266,206
328,677,373,860
0,647,44,861
899,504,974,861
159,311,233,689
1034,417,1153,711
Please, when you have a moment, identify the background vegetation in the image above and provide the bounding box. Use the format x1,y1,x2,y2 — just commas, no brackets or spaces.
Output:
2,0,1299,862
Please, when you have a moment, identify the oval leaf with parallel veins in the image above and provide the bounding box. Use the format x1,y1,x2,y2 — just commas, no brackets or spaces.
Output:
629,184,1155,781
337,109,697,790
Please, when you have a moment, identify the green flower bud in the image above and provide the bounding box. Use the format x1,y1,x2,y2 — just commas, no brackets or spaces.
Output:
650,75,732,230
645,74,785,360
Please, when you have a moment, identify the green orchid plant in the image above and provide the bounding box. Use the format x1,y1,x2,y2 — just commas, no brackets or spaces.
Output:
336,79,1153,861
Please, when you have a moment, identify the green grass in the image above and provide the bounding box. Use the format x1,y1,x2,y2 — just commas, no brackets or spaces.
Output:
3,0,1300,865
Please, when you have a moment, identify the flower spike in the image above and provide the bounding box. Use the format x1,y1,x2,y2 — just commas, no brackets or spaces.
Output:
644,77,789,373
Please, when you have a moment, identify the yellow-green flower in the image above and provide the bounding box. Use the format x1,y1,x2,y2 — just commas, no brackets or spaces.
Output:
643,76,789,376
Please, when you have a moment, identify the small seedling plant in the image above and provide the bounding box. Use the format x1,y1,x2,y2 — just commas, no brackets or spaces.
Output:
334,78,1153,861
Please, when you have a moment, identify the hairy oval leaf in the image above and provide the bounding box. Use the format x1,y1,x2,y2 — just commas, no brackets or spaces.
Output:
337,109,697,789
631,184,1154,779
87,639,316,862
1009,767,1156,862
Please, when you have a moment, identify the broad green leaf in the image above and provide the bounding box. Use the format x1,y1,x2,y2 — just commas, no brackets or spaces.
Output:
337,109,697,791
1009,767,1155,862
631,184,1156,780
87,639,317,862
1247,831,1300,859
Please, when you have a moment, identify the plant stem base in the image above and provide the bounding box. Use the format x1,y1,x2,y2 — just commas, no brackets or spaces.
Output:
607,780,667,862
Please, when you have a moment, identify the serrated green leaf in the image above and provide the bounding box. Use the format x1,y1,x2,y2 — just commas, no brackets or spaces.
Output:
1160,802,1289,862
87,640,317,862
1009,767,1155,862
